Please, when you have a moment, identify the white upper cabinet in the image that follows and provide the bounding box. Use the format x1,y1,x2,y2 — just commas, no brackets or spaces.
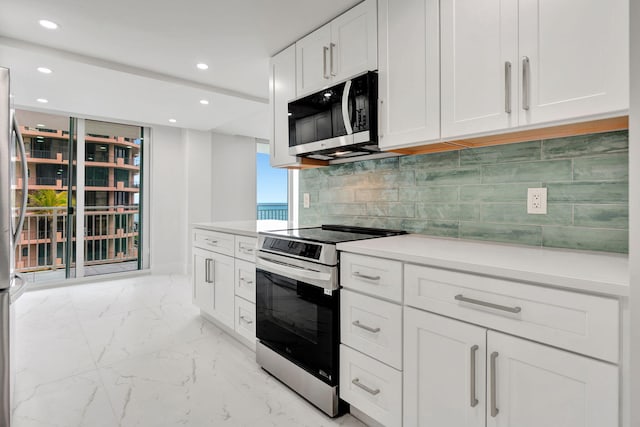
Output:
378,0,441,149
441,0,628,139
296,26,332,97
269,45,301,168
518,0,629,125
296,0,377,97
440,0,518,138
330,0,378,83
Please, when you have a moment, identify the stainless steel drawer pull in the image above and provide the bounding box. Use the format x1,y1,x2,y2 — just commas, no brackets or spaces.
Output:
205,258,214,284
323,46,330,79
239,315,253,325
470,345,479,407
504,61,512,114
353,272,381,281
352,378,380,396
240,277,254,285
239,245,254,253
204,238,218,245
522,56,530,110
490,352,499,417
454,294,522,314
352,320,380,333
329,42,336,76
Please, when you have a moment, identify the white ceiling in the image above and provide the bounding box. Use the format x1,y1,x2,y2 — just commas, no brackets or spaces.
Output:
0,0,360,137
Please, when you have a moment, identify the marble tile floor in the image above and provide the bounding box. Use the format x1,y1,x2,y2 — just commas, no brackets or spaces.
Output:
13,274,366,427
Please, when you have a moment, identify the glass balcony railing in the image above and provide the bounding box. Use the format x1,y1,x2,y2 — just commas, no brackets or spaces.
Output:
14,206,139,275
257,203,288,220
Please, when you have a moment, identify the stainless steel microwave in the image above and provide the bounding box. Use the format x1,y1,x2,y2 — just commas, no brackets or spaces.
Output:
288,72,378,161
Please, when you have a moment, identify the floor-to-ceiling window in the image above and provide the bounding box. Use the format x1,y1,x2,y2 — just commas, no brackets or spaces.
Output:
14,110,146,283
256,142,289,220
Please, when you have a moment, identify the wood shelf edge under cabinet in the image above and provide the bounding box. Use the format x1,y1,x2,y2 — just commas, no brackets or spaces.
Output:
283,157,329,169
388,115,628,156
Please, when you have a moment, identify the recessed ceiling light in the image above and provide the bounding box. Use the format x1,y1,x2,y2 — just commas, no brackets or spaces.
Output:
37,123,45,127
196,63,209,70
39,19,58,30
199,99,209,105
37,67,52,74
36,98,48,103
168,119,177,123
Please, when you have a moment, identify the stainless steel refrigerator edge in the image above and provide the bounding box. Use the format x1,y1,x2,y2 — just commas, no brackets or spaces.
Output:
0,66,29,427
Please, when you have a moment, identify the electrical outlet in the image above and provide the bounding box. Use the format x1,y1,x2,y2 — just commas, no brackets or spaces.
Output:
527,188,547,214
303,193,310,208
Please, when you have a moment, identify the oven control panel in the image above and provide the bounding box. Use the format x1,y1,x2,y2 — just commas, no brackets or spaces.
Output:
262,237,322,260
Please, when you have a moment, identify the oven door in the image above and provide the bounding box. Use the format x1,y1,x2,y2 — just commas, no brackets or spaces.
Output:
256,252,339,386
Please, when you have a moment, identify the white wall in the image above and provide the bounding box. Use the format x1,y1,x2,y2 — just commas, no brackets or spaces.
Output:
210,132,257,221
628,2,639,426
185,129,213,226
149,125,188,274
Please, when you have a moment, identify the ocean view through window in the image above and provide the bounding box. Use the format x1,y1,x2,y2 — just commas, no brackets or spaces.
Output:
256,145,288,220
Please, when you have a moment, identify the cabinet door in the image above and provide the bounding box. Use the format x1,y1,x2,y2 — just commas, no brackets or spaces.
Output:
404,307,486,427
296,25,331,96
378,0,440,149
270,45,300,168
440,0,518,138
330,0,377,83
192,247,214,315
210,252,235,330
486,331,618,427
518,0,628,125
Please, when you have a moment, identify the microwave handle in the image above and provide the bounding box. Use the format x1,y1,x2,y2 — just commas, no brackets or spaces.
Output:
341,80,353,135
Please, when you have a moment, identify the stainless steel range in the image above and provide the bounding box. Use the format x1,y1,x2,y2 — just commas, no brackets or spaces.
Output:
255,225,406,417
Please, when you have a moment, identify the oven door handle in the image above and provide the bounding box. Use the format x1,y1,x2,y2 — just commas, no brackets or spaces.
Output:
256,256,333,289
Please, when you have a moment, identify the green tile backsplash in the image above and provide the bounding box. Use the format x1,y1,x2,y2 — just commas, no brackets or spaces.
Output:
299,130,629,253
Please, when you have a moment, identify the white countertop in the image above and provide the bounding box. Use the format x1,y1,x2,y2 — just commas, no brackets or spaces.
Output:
337,234,629,297
192,220,291,238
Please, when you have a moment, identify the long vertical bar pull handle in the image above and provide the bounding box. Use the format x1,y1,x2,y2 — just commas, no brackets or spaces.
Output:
470,345,479,407
329,43,336,76
504,61,512,114
522,56,530,111
490,351,499,417
323,46,330,79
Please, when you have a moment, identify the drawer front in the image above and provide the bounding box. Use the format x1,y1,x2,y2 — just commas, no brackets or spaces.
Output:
404,264,620,363
234,296,256,345
339,345,402,427
235,259,256,303
193,229,235,256
341,290,402,369
235,235,257,262
340,253,403,302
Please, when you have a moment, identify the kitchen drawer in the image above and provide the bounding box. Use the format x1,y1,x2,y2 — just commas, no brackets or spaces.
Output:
340,253,403,302
193,228,234,256
235,259,256,303
340,344,402,427
234,296,256,345
235,235,257,262
404,264,619,363
341,289,402,370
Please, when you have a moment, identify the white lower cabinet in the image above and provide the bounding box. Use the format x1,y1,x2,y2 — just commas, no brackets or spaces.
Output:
487,331,618,427
234,296,256,346
340,345,402,427
192,227,258,349
208,251,235,330
404,306,619,427
404,307,486,427
193,247,214,314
